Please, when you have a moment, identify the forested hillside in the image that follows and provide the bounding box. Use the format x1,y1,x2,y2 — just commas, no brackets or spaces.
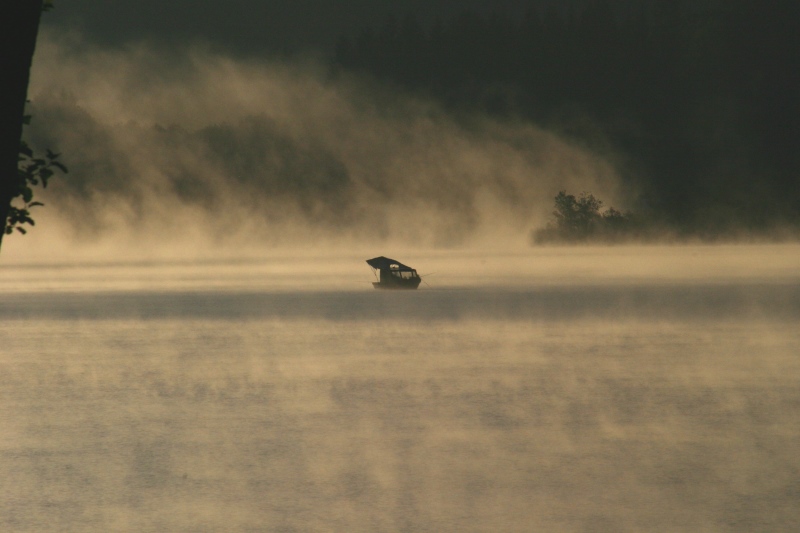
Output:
334,0,800,237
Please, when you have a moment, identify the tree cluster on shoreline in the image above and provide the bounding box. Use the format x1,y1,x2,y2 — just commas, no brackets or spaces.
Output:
532,191,647,244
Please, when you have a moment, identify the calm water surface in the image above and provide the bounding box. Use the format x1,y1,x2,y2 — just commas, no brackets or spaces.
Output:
1,246,799,532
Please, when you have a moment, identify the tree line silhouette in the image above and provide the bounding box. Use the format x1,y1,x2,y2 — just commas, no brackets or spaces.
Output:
334,0,800,238
533,191,645,244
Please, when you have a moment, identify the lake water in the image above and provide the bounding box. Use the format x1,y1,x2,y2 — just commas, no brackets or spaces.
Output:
1,245,799,532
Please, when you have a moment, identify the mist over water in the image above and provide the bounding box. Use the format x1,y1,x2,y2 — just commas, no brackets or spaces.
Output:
6,22,800,533
21,29,627,252
2,246,800,531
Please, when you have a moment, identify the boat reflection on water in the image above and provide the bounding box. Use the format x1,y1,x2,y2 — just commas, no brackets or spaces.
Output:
366,256,422,290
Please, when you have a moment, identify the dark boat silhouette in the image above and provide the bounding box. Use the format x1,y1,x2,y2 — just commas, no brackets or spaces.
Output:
366,256,422,290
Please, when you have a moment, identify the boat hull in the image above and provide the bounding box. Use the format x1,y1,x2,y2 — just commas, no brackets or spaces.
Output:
372,280,421,290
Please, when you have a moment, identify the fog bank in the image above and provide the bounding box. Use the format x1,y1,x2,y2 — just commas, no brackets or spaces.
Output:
19,30,624,258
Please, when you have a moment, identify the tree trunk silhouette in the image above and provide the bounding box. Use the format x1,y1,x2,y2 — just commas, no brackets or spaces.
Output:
0,0,45,252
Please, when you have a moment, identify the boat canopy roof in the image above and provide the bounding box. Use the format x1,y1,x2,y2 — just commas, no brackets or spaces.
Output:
366,256,415,271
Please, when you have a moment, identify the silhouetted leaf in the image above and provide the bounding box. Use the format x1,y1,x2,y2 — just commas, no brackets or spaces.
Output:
19,143,33,158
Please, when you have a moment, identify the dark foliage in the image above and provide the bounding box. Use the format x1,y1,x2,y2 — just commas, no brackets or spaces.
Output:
8,116,68,236
334,1,800,236
532,191,642,244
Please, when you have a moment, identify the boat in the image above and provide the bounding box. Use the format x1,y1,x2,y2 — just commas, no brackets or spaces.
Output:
366,256,422,290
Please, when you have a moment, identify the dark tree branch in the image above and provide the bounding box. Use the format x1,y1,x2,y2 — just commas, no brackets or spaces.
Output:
0,0,45,252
